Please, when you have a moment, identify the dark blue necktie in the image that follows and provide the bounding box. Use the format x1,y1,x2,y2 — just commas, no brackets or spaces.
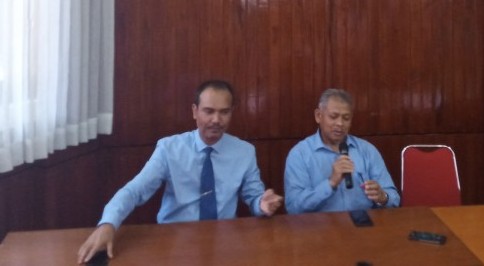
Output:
200,147,217,220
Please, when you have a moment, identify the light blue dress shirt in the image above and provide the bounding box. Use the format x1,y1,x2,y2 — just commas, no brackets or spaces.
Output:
284,130,400,214
99,129,265,229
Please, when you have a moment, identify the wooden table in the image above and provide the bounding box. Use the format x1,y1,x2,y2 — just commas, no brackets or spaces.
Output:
432,205,484,263
0,207,482,265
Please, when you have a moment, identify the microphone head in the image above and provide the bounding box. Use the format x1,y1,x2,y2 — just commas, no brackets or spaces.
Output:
339,140,349,155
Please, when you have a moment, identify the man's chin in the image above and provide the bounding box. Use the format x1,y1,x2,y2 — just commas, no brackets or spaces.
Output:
205,133,223,144
330,134,347,144
333,132,347,139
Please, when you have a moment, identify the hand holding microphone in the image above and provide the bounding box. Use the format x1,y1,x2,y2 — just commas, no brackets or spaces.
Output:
338,140,353,189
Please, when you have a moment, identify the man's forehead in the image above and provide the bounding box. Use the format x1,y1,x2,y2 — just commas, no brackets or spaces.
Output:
323,101,352,115
199,89,233,106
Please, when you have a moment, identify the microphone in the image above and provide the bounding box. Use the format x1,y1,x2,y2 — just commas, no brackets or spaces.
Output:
339,140,353,189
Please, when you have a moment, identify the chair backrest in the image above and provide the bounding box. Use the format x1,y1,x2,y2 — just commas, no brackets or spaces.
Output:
401,145,461,207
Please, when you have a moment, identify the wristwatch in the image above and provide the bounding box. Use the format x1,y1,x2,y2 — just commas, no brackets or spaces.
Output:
376,192,389,207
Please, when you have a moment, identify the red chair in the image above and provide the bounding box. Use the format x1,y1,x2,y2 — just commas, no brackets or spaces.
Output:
401,145,461,207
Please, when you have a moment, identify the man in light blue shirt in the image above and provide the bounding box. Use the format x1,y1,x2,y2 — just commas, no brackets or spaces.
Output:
78,80,283,264
284,88,399,214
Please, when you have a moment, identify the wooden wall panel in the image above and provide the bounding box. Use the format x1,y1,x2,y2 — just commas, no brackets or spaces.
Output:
110,0,483,146
3,171,39,233
0,177,5,241
38,152,103,229
1,0,483,242
0,142,104,241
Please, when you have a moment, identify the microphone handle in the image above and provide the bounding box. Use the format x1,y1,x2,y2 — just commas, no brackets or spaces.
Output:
344,173,353,189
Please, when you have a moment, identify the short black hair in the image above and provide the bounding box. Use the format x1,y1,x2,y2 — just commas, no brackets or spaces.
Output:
194,80,235,106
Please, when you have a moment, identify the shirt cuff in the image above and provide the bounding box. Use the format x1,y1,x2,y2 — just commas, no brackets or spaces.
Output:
98,213,122,230
254,195,265,216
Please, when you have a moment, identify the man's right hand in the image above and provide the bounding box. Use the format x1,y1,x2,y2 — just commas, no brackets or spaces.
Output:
77,223,115,264
329,155,354,188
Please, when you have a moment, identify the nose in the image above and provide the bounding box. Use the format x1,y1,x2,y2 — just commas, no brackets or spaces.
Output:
335,117,344,126
212,112,221,124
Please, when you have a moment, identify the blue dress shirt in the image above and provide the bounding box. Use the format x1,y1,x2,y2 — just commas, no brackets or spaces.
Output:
99,129,265,229
284,130,400,214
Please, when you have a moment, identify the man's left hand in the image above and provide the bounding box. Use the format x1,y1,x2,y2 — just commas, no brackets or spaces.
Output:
260,189,284,216
362,180,388,206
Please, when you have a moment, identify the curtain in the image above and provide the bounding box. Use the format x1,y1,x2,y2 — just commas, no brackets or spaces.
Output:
0,0,114,173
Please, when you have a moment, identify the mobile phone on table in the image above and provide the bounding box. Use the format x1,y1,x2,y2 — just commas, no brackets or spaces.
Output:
408,230,446,245
86,250,109,266
349,210,374,227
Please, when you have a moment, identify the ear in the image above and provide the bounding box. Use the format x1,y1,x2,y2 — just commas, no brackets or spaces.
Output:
314,108,321,124
192,104,198,120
